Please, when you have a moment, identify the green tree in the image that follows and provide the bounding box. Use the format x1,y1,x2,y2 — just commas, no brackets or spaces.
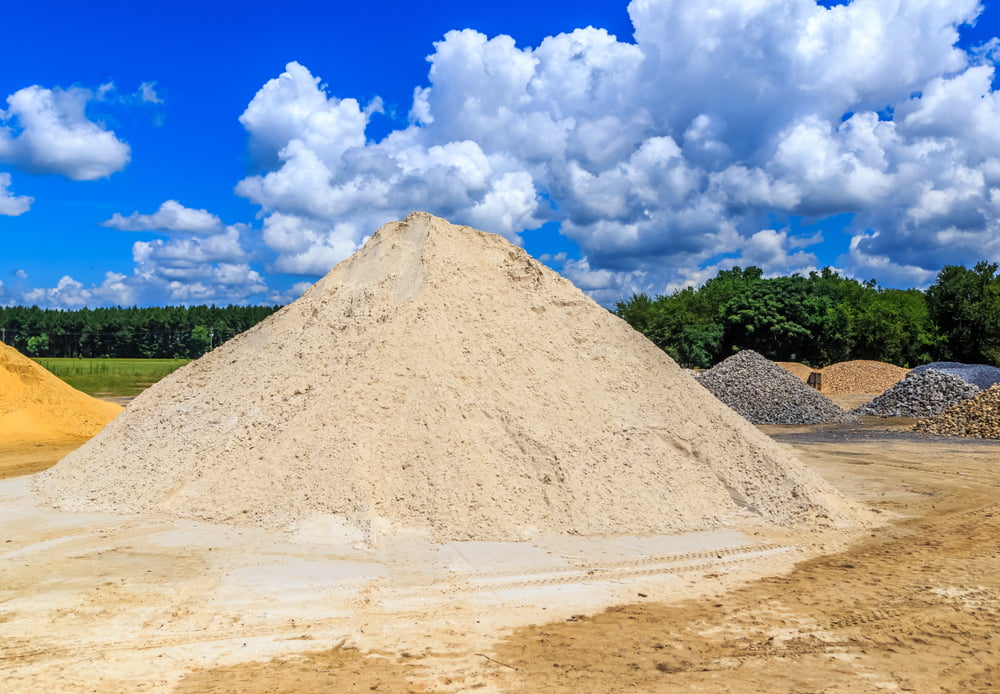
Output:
926,262,1000,364
25,333,50,356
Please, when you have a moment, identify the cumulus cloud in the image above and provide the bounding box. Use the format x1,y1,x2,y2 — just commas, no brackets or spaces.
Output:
127,223,267,302
19,206,270,308
102,200,224,234
0,172,32,215
0,85,130,180
232,0,1000,299
21,228,268,308
22,272,137,309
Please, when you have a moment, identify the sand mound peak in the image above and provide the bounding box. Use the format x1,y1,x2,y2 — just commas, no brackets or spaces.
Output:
0,342,122,443
36,213,859,543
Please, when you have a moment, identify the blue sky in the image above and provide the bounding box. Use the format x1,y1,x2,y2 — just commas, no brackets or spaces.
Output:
2,0,1000,307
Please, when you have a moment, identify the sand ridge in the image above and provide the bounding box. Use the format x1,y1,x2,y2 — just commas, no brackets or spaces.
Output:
0,342,121,443
35,212,862,543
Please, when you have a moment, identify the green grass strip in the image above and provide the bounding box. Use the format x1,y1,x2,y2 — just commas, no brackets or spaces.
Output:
33,358,191,397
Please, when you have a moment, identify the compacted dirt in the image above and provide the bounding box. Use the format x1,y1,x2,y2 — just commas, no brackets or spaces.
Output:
0,422,1000,694
134,427,1000,692
3,422,998,693
486,428,1000,693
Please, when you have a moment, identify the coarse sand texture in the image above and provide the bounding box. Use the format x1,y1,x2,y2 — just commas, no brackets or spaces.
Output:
0,341,122,443
35,213,860,543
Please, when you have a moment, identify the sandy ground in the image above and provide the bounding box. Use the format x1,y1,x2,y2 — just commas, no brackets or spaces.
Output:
2,421,998,693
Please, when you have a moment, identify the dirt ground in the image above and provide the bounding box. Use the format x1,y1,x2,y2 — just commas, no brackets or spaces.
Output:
0,439,87,480
2,421,998,693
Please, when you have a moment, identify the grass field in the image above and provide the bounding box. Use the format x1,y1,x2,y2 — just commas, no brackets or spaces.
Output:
33,358,191,397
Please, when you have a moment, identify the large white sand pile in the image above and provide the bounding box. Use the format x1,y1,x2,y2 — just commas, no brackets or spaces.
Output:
35,213,859,543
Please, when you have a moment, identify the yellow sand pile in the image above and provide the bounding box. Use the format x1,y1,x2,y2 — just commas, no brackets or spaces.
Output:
0,342,122,443
774,361,815,382
820,360,909,394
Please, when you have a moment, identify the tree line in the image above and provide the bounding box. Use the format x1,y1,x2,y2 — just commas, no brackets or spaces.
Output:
614,262,1000,369
0,304,282,359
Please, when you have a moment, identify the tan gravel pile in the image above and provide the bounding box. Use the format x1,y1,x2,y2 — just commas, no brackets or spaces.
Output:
775,361,815,382
913,384,1000,439
35,212,859,544
820,360,909,394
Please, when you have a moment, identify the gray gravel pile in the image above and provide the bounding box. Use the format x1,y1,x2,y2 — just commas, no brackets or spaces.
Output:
697,350,856,425
910,362,1000,391
853,369,979,418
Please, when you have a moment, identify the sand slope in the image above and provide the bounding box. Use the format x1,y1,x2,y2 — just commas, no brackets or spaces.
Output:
35,213,859,542
0,342,121,443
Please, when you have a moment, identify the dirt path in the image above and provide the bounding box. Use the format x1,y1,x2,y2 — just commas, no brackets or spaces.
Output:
0,440,84,480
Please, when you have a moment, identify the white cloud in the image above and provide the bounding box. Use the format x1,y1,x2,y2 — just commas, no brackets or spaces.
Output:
139,81,162,104
0,172,32,215
268,280,314,305
20,225,268,308
102,200,223,234
22,272,136,309
0,85,130,180
131,225,267,300
232,1,1000,300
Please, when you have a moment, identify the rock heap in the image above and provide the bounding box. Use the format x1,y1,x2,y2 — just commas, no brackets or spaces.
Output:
697,350,855,425
910,362,1000,391
34,213,859,543
853,369,979,418
913,384,1000,439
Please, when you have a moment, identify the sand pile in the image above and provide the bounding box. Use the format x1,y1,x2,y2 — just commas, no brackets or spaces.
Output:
697,351,855,425
35,213,858,543
819,360,909,394
853,370,979,418
0,342,122,443
913,384,1000,439
774,361,815,382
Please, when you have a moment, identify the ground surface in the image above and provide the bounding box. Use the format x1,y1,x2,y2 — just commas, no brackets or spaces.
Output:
1,421,998,693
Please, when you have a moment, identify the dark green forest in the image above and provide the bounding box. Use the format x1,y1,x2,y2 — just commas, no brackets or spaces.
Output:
0,304,282,359
615,262,1000,369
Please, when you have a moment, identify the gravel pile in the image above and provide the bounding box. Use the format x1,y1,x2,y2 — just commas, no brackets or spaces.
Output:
820,360,909,394
914,384,1000,439
697,350,856,425
853,369,979,418
910,362,1000,391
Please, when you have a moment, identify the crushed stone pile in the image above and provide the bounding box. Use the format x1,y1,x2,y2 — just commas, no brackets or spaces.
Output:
34,213,860,544
774,361,815,382
819,360,909,394
913,384,1000,439
0,342,122,443
697,350,855,425
910,362,1000,391
853,369,979,418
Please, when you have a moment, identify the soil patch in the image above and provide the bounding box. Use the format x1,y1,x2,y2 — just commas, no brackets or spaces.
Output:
157,428,1000,693
0,439,83,480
